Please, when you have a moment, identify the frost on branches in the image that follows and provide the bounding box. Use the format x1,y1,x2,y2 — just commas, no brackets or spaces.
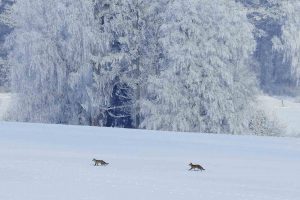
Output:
6,0,96,124
249,109,284,136
272,1,300,87
0,57,9,87
239,0,300,94
141,0,257,134
6,0,287,135
0,0,14,28
90,0,162,127
0,0,14,88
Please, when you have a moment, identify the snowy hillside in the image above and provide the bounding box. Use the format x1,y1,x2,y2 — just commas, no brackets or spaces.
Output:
0,122,299,200
258,95,300,137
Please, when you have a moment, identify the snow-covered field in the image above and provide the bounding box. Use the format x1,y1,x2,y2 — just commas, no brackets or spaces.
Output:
0,122,300,200
258,95,300,137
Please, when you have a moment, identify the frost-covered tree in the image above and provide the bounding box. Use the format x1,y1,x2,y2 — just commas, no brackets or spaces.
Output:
6,0,96,123
243,0,284,91
90,0,137,127
6,0,268,135
6,0,165,127
272,1,300,87
91,0,164,128
0,57,9,87
0,0,15,88
239,0,300,94
0,0,15,27
249,109,284,136
141,0,257,134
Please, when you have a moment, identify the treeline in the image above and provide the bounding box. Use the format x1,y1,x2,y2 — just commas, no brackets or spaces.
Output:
1,0,298,134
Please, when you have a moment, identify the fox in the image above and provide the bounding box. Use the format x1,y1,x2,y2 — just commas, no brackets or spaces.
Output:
189,163,205,171
92,158,109,166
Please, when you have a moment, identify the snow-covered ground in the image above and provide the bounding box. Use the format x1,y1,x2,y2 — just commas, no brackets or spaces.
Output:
0,92,11,120
258,95,300,137
0,122,299,200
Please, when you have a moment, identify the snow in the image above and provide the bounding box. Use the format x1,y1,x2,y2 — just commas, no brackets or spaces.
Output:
258,95,300,137
0,92,11,120
0,122,300,200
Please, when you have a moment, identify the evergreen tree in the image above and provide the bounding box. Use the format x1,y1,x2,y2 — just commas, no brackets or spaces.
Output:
91,0,163,128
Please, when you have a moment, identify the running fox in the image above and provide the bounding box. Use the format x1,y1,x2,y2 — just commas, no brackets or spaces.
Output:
189,163,205,171
92,158,109,166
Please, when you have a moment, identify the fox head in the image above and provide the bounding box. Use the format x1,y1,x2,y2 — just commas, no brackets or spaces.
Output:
92,158,96,161
189,163,193,166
